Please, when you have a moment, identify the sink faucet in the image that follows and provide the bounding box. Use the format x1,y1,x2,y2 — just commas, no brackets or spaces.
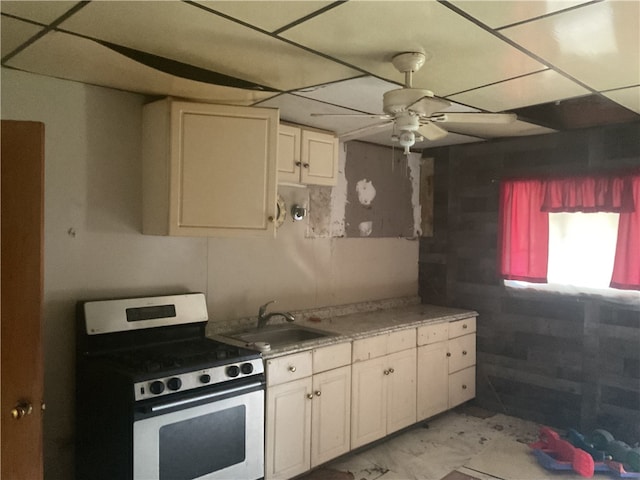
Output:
257,300,295,329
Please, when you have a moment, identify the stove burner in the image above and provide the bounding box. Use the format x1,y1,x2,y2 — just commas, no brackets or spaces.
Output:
103,338,250,375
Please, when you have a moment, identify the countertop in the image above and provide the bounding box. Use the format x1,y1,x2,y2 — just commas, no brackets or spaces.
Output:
211,299,477,359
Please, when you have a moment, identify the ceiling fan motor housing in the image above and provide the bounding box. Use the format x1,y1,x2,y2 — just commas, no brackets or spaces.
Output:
395,112,420,131
383,88,435,115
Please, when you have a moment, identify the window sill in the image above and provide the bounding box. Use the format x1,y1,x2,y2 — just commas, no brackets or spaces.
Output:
504,280,640,306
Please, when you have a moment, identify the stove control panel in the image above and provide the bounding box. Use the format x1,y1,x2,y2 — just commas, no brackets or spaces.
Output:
134,358,264,401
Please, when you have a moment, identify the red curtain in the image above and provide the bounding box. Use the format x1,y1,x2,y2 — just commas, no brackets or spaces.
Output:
498,179,549,283
610,173,640,290
541,175,634,213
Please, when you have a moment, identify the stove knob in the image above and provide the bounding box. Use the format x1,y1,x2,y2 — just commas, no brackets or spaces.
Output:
150,381,165,395
167,377,182,391
199,374,211,384
241,363,254,375
226,365,240,378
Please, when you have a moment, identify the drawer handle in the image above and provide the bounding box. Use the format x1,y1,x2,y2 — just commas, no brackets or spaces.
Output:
462,350,467,355
315,390,321,397
462,384,467,390
289,366,297,373
446,352,451,357
388,368,395,374
306,393,313,400
463,324,468,329
383,369,390,375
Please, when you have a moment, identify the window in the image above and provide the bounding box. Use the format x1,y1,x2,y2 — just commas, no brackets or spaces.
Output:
499,172,640,299
547,212,619,289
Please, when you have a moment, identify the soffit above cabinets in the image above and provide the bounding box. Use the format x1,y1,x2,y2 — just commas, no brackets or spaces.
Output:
2,0,638,151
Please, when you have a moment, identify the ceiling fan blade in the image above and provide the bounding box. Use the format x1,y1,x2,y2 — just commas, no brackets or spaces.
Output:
98,40,278,92
418,121,448,141
340,120,394,141
430,112,517,124
311,113,391,119
407,95,451,116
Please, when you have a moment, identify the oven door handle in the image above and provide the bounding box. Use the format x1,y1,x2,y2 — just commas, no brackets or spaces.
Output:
150,381,263,413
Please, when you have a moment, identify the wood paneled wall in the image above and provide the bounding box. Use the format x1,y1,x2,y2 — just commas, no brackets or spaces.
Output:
419,122,640,443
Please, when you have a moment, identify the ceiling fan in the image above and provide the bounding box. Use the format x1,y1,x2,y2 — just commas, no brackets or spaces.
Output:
313,51,517,154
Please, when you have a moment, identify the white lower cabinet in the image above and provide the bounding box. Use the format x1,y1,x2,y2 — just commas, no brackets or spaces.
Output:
266,376,312,480
416,341,449,420
265,343,351,480
311,365,351,466
417,317,477,421
449,365,476,407
265,318,476,478
350,330,417,449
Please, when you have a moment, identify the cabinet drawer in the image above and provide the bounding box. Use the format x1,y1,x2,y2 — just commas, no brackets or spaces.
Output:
449,317,476,339
352,334,387,362
388,329,416,354
267,351,313,386
448,333,476,373
313,342,352,373
417,322,449,346
448,366,475,408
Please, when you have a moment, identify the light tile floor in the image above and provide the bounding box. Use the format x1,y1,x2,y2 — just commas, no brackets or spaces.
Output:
318,406,588,480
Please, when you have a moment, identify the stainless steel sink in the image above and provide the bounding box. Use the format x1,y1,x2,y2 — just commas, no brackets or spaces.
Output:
225,324,337,349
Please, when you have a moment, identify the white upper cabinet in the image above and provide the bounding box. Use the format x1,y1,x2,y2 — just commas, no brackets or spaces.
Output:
277,123,338,186
142,98,279,237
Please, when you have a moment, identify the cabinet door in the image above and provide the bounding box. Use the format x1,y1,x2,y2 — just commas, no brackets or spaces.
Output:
351,357,386,449
300,129,338,186
386,348,417,434
277,124,301,184
448,366,476,408
417,342,448,421
143,100,279,237
266,377,312,480
311,366,351,467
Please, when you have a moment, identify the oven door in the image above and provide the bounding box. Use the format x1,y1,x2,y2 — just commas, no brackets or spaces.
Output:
133,379,264,480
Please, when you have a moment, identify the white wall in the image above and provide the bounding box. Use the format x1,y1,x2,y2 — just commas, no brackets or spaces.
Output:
1,68,418,479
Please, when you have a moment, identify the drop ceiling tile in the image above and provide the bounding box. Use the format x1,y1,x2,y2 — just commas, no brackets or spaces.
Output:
5,31,278,105
1,16,44,58
194,1,334,33
0,1,80,24
58,1,359,92
502,1,640,92
281,1,546,96
256,93,386,136
449,1,592,29
603,86,640,115
449,69,590,112
293,76,399,114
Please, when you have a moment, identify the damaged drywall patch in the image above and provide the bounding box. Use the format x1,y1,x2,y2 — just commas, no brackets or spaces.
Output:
343,142,419,238
306,186,332,238
355,179,376,206
330,144,348,237
358,221,373,237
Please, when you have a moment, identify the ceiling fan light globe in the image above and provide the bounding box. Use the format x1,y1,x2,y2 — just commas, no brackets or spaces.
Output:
398,131,415,148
